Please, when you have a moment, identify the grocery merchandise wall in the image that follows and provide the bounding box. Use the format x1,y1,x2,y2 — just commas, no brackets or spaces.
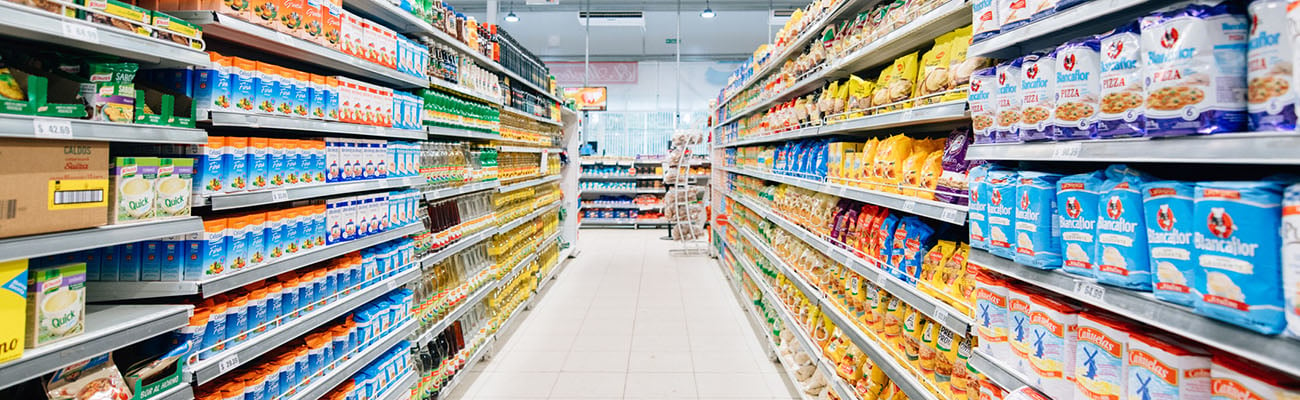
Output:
712,0,1300,400
0,0,580,399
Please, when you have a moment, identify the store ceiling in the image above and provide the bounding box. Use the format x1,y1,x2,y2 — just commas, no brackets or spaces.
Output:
445,0,809,61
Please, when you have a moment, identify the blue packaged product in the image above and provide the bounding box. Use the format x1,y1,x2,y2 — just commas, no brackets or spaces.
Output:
900,218,936,284
986,169,1019,259
876,213,900,264
83,249,101,281
1097,22,1147,138
264,289,281,329
299,277,315,312
1014,171,1064,269
1052,36,1102,141
968,164,994,250
1139,2,1249,136
223,137,248,193
281,283,298,319
160,238,183,281
198,307,226,360
283,146,300,186
274,73,294,118
100,246,119,281
1095,165,1154,290
224,298,247,345
118,242,142,281
1193,180,1288,335
246,295,265,338
1142,180,1197,306
192,62,231,116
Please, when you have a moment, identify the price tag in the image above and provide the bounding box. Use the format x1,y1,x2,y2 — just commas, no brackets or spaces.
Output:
901,200,917,213
941,208,960,223
218,355,240,373
271,190,289,202
931,308,950,329
1072,280,1106,302
32,118,73,138
61,22,100,44
901,109,916,121
873,268,887,283
388,279,399,289
1053,142,1082,159
405,176,421,186
275,32,295,45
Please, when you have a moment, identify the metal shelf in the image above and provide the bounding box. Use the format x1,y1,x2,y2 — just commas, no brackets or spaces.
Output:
971,349,1043,393
188,267,419,384
501,106,562,126
0,217,202,263
715,0,969,126
202,176,421,210
418,279,501,346
969,249,1300,377
86,223,423,301
728,194,974,335
427,125,501,141
966,132,1300,165
579,203,662,210
579,189,638,195
424,180,501,201
0,2,209,67
580,218,667,226
968,0,1166,59
724,239,857,400
721,102,970,147
206,112,425,140
724,166,967,225
818,301,940,400
378,371,417,400
420,227,499,268
171,11,426,89
0,304,192,390
580,174,637,180
497,174,560,192
499,145,562,153
502,245,541,284
0,114,206,144
428,76,503,105
713,0,865,112
636,188,667,194
498,203,561,234
285,318,416,400
436,333,495,398
152,383,195,400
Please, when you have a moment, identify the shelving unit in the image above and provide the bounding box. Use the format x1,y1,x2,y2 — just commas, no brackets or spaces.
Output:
580,156,708,229
0,1,209,67
205,112,427,140
723,166,968,225
284,319,416,400
0,114,208,144
719,101,970,147
201,176,423,210
0,218,203,263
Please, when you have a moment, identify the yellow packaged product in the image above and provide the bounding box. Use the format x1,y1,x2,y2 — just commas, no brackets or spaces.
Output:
870,66,896,111
0,259,26,362
919,150,944,200
872,289,891,334
838,345,866,382
884,52,919,111
883,295,904,344
879,136,915,194
900,151,929,197
828,142,846,184
847,75,875,119
946,26,992,102
944,243,973,314
921,240,957,295
833,78,852,119
819,81,839,119
919,317,940,380
902,309,924,363
936,326,962,398
915,33,955,106
854,138,879,187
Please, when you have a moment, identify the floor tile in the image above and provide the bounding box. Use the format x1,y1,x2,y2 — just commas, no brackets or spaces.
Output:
549,372,627,398
561,351,631,372
628,351,694,373
624,373,698,398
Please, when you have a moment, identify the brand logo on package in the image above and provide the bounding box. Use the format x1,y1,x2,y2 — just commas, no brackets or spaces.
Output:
1106,41,1123,59
1027,64,1038,79
1066,197,1083,219
1208,208,1236,239
1161,28,1180,49
1158,204,1177,231
1107,196,1124,219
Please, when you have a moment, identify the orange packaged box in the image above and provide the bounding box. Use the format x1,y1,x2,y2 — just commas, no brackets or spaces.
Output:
321,0,341,47
279,0,305,37
302,0,324,44
250,0,277,29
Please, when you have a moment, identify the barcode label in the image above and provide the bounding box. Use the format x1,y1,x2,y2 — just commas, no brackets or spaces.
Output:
0,200,15,220
54,190,103,205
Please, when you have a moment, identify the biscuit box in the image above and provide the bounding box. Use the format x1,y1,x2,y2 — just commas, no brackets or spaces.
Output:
0,139,108,239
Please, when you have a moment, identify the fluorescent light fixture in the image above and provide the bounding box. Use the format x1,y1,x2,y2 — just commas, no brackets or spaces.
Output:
701,0,714,18
506,11,519,21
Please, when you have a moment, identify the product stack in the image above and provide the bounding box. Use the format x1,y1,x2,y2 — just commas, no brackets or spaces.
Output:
579,154,710,228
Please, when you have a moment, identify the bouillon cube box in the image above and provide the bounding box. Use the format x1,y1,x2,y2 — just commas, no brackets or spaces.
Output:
26,262,85,348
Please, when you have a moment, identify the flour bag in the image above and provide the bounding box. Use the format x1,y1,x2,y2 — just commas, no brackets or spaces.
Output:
1015,171,1063,269
1095,165,1154,290
1194,180,1287,335
1058,170,1104,278
1142,180,1198,307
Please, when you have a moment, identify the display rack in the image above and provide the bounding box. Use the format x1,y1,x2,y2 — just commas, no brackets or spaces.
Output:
0,1,210,67
723,166,967,225
205,111,428,140
0,217,203,263
579,155,708,229
0,114,208,144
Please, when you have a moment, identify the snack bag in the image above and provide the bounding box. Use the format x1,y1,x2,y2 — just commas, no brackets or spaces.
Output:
970,67,998,143
1248,0,1296,131
872,63,897,111
1098,22,1147,138
935,128,973,205
1018,51,1056,141
916,34,954,106
946,27,990,103
900,151,929,198
994,58,1024,143
1053,37,1102,140
848,75,875,119
919,150,944,201
1140,2,1249,136
884,52,919,111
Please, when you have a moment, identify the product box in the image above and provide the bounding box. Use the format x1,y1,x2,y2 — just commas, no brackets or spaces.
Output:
75,62,139,123
99,246,118,282
117,243,141,281
326,196,353,245
26,262,85,348
309,74,327,119
292,70,310,117
279,0,306,37
325,76,340,121
340,11,365,58
249,0,277,28
254,62,279,114
222,137,249,193
247,137,269,190
323,0,343,47
109,157,158,224
274,67,295,116
140,240,162,281
0,66,87,118
159,236,184,281
151,11,204,50
0,139,109,239
84,0,152,37
268,138,286,188
303,0,324,44
156,158,193,219
230,58,258,113
0,259,27,363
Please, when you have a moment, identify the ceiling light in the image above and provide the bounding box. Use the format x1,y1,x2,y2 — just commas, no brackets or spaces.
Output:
701,0,715,18
506,11,519,22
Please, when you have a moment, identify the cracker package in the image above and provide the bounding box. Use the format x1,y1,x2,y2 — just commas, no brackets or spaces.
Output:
871,65,897,111
915,34,955,106
46,354,132,400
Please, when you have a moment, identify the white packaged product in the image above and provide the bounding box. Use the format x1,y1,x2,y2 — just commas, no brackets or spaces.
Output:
1018,52,1056,141
975,271,1012,363
998,0,1032,32
1139,2,1249,136
1125,332,1210,400
1026,294,1079,400
1098,22,1147,138
1006,287,1034,376
1248,0,1296,131
1057,170,1104,278
1052,37,1102,140
971,68,999,144
995,59,1024,143
1074,312,1130,400
972,0,1000,42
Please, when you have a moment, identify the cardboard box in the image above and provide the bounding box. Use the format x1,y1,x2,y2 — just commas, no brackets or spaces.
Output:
0,139,108,239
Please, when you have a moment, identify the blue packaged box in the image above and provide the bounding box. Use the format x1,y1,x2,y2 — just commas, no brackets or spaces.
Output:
141,240,163,281
118,242,142,281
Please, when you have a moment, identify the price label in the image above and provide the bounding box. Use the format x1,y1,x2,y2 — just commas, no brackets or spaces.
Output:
1072,280,1106,302
901,200,917,213
275,32,295,45
218,355,240,373
901,109,916,121
941,208,960,223
61,22,100,44
931,308,950,329
271,190,289,202
1053,142,1082,159
388,279,399,289
405,176,421,186
32,118,73,138
873,268,887,283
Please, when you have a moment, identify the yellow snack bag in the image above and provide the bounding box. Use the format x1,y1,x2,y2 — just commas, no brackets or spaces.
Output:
919,317,940,380
936,326,961,398
871,289,891,335
945,243,973,313
880,136,914,194
915,33,955,106
902,309,925,364
870,67,895,111
919,150,945,200
900,151,929,197
834,79,852,118
882,295,904,344
885,52,919,111
828,142,846,184
848,74,875,119
945,26,993,103
855,138,879,187
819,81,839,118
921,240,957,294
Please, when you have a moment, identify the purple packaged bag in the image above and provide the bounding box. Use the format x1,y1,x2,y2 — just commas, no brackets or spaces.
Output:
1052,36,1102,140
994,58,1024,143
1098,22,1147,138
1019,51,1057,141
936,128,973,205
970,67,998,144
1140,2,1249,136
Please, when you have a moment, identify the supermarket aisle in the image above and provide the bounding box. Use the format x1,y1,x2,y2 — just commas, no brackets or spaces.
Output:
452,229,799,399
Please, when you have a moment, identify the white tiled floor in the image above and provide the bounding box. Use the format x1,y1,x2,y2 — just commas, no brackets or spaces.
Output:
449,229,800,399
